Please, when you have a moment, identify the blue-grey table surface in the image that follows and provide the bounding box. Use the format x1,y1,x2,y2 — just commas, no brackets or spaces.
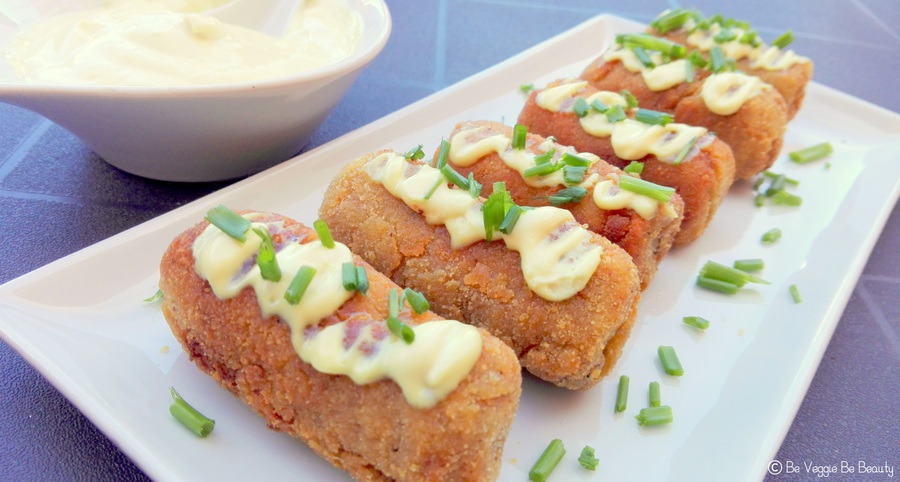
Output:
1,1,897,481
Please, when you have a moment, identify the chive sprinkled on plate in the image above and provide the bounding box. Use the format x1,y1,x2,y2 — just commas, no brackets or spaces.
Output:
789,142,833,164
205,205,251,241
615,374,629,413
733,258,765,272
682,315,710,330
658,345,684,376
635,405,673,426
789,284,803,304
143,289,164,303
649,381,661,408
169,387,215,437
578,445,599,471
761,227,782,244
528,439,566,482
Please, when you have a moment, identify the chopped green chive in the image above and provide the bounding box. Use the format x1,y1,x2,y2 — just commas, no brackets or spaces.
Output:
771,190,802,206
205,205,250,242
284,266,316,305
572,97,590,117
733,258,765,272
548,186,588,206
740,29,760,46
789,142,833,164
709,46,727,73
578,445,599,471
403,287,430,314
760,228,781,244
763,170,800,186
649,381,661,407
699,260,769,286
631,46,656,68
520,83,534,94
355,266,369,295
528,439,566,482
623,161,644,174
253,227,281,282
467,172,483,197
143,289,164,303
313,219,335,249
561,152,592,167
685,60,696,83
618,174,676,202
687,50,708,69
482,183,514,241
499,204,524,234
635,108,674,126
563,165,588,185
341,262,359,291
682,316,710,330
435,139,451,169
440,164,471,192
772,30,794,49
658,346,683,376
523,161,562,178
512,124,528,150
635,405,673,426
605,104,627,123
404,144,425,161
650,8,693,34
533,149,555,165
616,33,687,58
789,284,802,304
621,89,639,108
713,28,738,43
615,375,629,413
387,289,415,344
671,136,699,165
590,99,609,113
169,387,215,437
696,275,740,294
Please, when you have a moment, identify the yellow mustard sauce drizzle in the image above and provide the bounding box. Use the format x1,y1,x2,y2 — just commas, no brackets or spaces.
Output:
365,152,603,301
192,213,483,409
683,21,809,71
700,72,768,115
602,47,689,91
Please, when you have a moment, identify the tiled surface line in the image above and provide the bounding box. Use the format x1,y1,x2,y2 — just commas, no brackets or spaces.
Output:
851,0,900,42
858,276,900,359
0,118,51,183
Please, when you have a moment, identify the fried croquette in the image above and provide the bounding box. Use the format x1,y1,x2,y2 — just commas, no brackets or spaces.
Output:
159,211,522,482
580,47,789,180
319,151,642,390
444,119,684,288
517,80,736,247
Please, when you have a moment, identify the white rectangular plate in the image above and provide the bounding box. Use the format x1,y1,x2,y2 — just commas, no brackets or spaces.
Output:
1,14,898,482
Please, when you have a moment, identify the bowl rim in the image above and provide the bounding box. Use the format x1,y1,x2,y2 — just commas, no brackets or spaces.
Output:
0,0,392,98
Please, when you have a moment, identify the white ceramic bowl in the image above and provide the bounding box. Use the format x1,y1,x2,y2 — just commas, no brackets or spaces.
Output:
0,0,391,182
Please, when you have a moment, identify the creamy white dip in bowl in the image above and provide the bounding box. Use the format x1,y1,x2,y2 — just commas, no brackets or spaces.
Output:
0,0,391,182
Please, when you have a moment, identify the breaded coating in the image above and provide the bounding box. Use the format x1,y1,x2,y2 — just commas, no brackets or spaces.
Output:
319,152,642,390
650,28,813,120
445,120,684,288
159,212,522,482
580,53,789,179
517,81,735,247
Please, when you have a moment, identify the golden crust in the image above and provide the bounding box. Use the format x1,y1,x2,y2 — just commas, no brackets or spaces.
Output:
159,212,522,482
446,119,684,287
517,81,736,247
579,54,789,180
318,152,642,390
